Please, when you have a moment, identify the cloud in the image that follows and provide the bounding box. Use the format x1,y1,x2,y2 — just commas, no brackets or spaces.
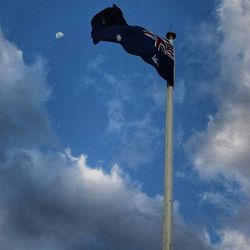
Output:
183,1,250,249
173,202,213,250
0,30,160,250
213,203,250,250
80,56,165,168
185,0,250,192
0,149,163,250
216,230,250,250
3,1,250,246
174,79,186,103
0,28,214,250
0,30,54,155
0,148,215,250
200,192,235,212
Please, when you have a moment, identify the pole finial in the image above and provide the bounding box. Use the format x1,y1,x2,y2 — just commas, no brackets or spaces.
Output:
166,31,176,40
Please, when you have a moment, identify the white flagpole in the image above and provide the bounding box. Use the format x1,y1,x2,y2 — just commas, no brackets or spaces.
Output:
163,31,176,250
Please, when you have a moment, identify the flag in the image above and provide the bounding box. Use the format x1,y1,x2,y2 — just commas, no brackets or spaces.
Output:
91,4,127,43
91,5,174,84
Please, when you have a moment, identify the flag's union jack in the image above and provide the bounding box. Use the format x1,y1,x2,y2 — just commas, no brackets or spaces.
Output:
143,29,174,60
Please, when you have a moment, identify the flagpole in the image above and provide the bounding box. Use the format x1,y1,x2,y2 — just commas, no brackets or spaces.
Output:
163,31,176,250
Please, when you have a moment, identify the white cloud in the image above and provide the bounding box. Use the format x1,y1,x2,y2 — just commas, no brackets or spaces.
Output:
117,113,162,168
200,191,238,213
1,146,217,250
174,79,186,103
217,230,250,250
186,105,250,190
0,149,163,250
0,27,215,250
183,1,250,248
185,0,250,193
0,29,54,153
106,98,125,133
173,202,213,250
81,56,165,168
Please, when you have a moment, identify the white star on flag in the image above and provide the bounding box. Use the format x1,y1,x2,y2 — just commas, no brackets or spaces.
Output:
152,54,159,66
116,34,122,42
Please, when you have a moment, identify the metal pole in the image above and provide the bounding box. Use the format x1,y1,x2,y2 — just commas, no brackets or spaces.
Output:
163,32,176,250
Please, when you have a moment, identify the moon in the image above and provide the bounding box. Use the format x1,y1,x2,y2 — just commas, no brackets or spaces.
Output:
55,32,64,39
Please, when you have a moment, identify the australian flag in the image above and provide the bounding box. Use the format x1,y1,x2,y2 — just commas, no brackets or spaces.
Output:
91,4,175,84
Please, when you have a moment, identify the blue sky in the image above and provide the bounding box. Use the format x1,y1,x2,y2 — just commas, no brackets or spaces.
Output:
0,0,250,249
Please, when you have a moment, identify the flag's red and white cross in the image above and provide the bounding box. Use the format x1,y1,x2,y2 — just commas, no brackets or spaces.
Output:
143,30,174,60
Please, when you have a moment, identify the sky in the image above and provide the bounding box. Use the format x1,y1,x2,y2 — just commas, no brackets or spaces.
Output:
0,0,250,249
